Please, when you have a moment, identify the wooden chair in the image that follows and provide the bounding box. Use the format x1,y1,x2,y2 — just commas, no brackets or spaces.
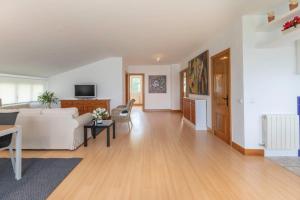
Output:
111,99,135,130
0,112,21,180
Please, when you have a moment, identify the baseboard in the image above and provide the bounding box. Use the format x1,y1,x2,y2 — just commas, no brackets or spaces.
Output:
232,142,245,154
232,142,264,156
182,117,195,128
144,109,181,112
264,150,298,157
244,149,264,156
144,109,170,112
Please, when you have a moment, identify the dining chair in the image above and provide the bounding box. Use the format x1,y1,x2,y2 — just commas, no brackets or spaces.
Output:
111,99,135,131
0,112,20,179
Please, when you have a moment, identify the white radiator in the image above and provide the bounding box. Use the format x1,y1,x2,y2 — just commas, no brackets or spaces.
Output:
262,115,299,153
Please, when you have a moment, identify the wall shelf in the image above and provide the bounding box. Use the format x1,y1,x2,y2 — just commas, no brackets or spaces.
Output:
257,8,300,32
257,26,300,48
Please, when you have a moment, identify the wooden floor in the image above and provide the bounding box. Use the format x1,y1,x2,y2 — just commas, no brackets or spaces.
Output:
3,107,300,199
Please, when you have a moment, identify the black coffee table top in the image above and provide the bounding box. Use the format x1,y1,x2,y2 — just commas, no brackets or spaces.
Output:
85,120,114,128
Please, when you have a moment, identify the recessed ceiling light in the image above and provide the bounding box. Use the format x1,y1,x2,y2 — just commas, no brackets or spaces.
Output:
220,56,228,60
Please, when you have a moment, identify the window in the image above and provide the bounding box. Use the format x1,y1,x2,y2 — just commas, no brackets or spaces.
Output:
0,83,16,105
0,76,46,105
32,84,44,101
17,84,31,103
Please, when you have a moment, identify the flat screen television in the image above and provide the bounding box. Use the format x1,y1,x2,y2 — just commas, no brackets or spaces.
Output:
75,84,97,98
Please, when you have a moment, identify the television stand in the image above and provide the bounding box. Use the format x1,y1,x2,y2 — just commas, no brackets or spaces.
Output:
61,99,110,115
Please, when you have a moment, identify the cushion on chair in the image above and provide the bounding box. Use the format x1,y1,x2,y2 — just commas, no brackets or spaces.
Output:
0,135,13,148
121,109,128,114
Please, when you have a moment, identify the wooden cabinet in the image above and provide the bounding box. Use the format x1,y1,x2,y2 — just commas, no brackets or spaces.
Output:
182,98,195,125
183,98,207,130
61,99,110,115
191,100,196,124
183,98,190,120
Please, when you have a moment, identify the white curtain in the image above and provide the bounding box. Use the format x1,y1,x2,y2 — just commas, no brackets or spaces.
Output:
0,75,47,105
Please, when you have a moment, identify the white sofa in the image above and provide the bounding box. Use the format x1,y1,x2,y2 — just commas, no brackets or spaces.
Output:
0,107,92,150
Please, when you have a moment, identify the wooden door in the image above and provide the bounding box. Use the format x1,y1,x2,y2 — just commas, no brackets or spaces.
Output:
127,73,145,111
129,75,144,105
125,73,129,104
180,69,188,112
211,49,231,144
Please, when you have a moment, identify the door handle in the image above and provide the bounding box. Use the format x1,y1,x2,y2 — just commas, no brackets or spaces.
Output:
222,96,229,107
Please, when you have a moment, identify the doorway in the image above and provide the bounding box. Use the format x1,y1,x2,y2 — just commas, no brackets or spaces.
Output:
180,68,188,112
127,74,145,109
211,49,231,145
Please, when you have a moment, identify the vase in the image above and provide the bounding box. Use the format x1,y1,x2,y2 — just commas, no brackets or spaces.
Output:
268,16,275,23
267,11,275,23
289,2,298,11
96,119,103,124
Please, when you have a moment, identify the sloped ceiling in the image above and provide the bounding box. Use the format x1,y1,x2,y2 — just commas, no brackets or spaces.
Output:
0,0,284,77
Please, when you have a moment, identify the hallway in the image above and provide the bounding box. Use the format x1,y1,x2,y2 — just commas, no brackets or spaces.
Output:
6,109,300,200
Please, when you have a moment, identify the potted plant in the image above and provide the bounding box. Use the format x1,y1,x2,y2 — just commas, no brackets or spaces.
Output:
38,91,59,109
92,108,109,124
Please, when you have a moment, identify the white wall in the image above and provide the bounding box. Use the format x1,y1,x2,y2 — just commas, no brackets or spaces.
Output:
242,16,300,148
126,65,180,110
48,57,124,110
179,14,300,149
180,19,245,146
170,64,181,110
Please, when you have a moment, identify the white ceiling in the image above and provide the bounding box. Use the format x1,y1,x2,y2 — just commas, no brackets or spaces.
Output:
0,0,284,77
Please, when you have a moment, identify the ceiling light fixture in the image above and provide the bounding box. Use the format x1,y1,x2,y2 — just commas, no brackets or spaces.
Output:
220,56,228,60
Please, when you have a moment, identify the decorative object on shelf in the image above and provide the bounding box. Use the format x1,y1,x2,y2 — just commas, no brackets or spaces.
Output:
282,16,300,32
267,11,275,23
92,108,109,124
289,0,298,11
38,91,58,109
149,75,167,93
187,50,209,95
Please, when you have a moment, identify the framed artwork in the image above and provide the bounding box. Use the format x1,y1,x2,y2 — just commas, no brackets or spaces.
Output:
188,50,209,95
149,75,167,93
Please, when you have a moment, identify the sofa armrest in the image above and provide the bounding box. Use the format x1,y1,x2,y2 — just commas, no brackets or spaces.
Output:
74,113,93,128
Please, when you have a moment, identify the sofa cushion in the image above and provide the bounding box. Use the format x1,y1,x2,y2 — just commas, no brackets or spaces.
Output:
41,108,79,118
18,108,42,115
2,103,30,109
0,109,19,113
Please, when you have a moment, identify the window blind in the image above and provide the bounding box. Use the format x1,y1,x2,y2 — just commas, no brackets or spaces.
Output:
0,75,47,105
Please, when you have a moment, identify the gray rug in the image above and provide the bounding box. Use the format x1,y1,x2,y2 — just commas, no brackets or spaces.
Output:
0,158,82,200
269,157,300,177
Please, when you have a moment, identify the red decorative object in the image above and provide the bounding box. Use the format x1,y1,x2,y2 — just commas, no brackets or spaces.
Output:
282,16,300,31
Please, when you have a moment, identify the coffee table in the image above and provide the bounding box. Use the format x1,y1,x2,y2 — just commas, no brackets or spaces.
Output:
84,120,115,147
